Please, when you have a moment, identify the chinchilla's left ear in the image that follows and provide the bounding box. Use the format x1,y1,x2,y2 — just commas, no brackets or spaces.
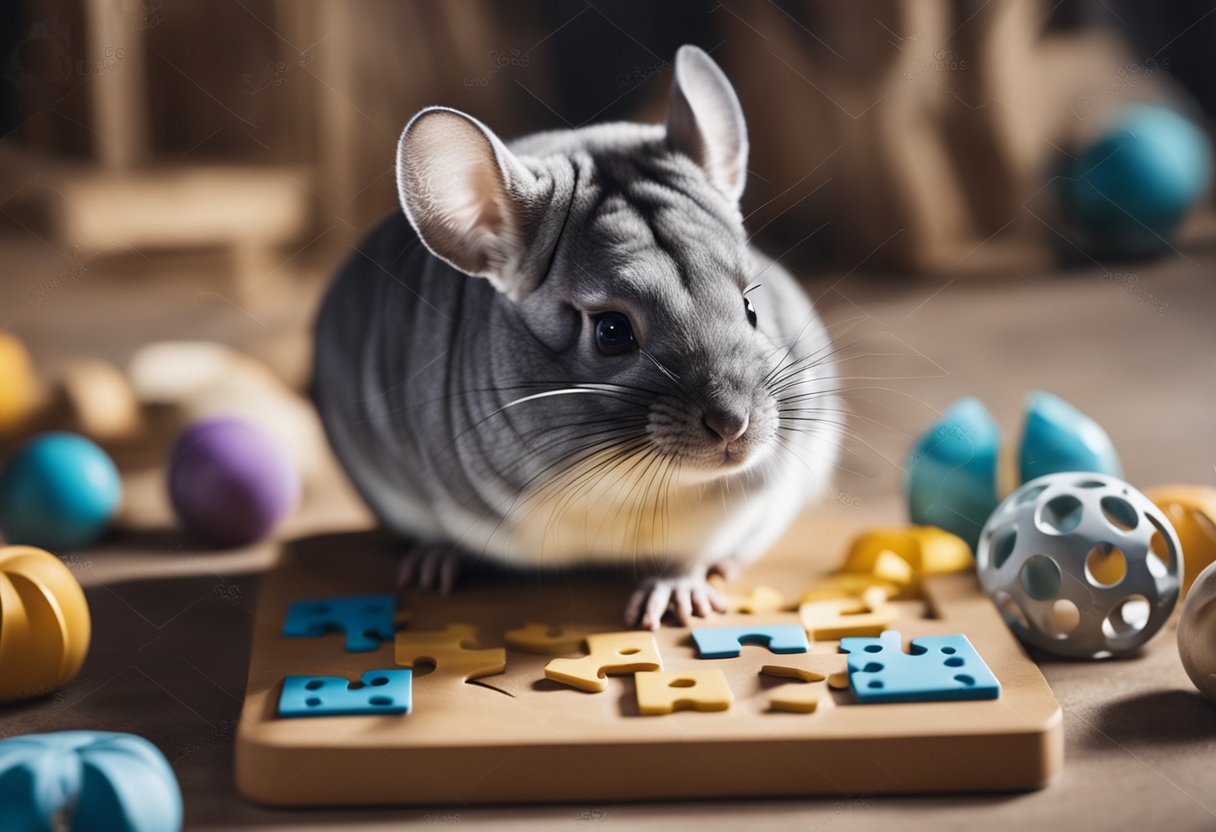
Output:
396,106,555,300
665,45,749,206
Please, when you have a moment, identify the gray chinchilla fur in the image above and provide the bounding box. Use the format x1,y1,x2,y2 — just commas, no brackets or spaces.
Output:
313,45,841,628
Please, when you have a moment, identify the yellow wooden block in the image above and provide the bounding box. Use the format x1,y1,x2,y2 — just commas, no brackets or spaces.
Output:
394,624,505,682
760,665,829,713
0,546,91,704
800,573,899,604
545,631,662,693
843,526,973,576
1145,485,1216,595
635,669,733,715
504,622,588,655
799,596,897,640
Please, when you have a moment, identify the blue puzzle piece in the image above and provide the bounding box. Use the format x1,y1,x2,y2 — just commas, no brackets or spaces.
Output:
839,631,1000,704
278,669,412,718
691,624,810,659
282,593,395,652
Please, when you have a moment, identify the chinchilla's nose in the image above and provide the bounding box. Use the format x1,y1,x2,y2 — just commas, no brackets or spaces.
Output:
702,406,750,443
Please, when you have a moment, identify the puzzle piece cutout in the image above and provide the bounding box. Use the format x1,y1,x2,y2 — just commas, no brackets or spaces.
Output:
760,665,829,713
635,669,733,715
799,594,897,640
691,624,809,659
504,622,589,655
278,669,412,718
839,631,1000,704
282,593,395,653
545,631,662,692
394,624,505,682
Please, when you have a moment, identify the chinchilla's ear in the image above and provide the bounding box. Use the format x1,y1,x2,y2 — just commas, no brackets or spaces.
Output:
665,45,748,206
396,107,552,299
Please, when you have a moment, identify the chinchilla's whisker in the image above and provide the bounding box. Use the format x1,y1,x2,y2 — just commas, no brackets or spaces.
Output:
639,347,684,387
386,380,659,418
762,319,869,384
496,421,651,481
538,442,651,561
765,332,875,390
442,386,649,455
483,434,652,561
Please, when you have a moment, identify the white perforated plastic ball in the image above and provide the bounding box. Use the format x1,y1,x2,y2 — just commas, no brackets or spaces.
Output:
976,472,1182,659
1179,561,1216,701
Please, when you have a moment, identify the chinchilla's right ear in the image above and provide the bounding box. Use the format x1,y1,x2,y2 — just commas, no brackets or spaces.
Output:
396,107,554,300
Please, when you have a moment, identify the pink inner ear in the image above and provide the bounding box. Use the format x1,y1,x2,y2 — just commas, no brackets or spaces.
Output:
399,110,520,277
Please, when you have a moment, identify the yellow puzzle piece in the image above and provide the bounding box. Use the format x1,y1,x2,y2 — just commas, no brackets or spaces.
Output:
1145,485,1216,595
545,631,662,692
504,622,589,655
800,573,899,604
843,526,972,579
708,576,789,614
760,665,830,713
799,595,897,640
635,669,733,715
394,624,505,682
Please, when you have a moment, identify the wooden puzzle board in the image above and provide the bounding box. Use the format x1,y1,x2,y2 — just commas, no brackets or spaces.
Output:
235,532,1062,806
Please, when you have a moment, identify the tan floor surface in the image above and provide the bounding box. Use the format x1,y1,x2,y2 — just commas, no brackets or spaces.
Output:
0,235,1214,829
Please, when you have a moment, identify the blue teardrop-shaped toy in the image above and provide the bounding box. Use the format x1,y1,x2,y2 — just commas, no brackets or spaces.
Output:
1019,391,1122,484
905,398,1000,551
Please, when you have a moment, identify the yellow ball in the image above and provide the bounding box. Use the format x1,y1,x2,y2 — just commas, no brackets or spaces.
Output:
0,331,40,433
1145,485,1216,596
0,545,91,704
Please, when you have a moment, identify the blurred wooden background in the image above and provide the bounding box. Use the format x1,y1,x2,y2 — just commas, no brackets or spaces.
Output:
1,0,1214,286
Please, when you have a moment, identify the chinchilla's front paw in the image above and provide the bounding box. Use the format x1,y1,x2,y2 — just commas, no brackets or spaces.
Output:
624,572,727,630
396,542,463,594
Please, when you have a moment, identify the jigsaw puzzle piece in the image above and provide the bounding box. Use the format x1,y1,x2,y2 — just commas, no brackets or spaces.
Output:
800,573,900,604
799,594,897,640
394,624,505,682
759,665,829,713
282,593,395,653
278,669,412,717
841,526,973,599
691,624,809,659
708,577,789,614
839,631,1000,703
545,631,662,692
504,622,589,655
635,669,733,715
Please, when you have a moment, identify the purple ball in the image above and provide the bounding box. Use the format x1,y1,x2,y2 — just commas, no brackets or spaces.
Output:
168,417,300,547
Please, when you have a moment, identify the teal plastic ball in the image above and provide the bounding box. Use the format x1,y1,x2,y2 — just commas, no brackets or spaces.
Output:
0,433,123,550
1063,106,1212,256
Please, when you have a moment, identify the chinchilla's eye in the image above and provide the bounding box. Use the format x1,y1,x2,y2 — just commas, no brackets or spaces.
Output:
744,296,758,328
592,311,636,356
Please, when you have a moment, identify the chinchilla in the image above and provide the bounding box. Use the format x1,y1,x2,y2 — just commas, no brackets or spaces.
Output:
313,45,841,628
